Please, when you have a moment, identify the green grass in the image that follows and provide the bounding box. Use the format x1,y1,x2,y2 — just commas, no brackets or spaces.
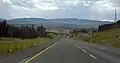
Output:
48,32,57,38
73,33,89,41
0,37,52,55
0,31,66,55
74,28,120,48
47,29,59,33
88,28,120,47
0,33,65,55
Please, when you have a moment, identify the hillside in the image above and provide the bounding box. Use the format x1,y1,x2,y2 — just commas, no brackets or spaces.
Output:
84,28,120,48
0,18,4,21
7,18,111,29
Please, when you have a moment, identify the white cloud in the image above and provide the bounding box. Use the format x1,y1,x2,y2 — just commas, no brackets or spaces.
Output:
0,0,120,21
108,0,120,7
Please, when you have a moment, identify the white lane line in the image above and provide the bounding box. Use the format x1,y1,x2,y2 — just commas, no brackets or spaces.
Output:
89,54,97,59
76,45,97,59
24,42,59,63
76,45,82,49
82,49,86,52
76,45,87,53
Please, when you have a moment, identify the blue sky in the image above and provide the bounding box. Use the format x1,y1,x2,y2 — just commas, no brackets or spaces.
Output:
0,0,120,21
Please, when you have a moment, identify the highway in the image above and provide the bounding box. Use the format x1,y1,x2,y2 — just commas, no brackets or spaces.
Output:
24,39,120,63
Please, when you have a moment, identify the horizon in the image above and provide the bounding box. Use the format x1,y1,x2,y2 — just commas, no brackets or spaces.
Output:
0,17,114,22
0,0,120,22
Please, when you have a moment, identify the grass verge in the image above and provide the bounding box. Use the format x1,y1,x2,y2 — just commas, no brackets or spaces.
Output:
0,37,52,55
74,28,120,48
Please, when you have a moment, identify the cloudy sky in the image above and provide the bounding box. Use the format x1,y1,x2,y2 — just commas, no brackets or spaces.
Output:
0,0,120,21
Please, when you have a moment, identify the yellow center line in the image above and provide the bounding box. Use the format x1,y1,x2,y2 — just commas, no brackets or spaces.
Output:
24,42,59,63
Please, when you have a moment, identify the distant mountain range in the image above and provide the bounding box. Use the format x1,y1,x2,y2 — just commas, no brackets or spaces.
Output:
0,18,4,21
3,18,112,29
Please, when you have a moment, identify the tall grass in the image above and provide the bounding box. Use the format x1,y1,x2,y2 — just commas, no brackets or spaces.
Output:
75,28,120,48
0,38,52,55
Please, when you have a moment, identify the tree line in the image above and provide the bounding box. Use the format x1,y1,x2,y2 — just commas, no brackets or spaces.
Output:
98,20,120,32
0,20,48,39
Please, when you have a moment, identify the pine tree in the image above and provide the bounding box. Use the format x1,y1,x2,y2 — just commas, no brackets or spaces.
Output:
39,24,46,37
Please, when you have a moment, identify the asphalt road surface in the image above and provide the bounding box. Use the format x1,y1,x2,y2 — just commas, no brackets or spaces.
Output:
25,39,120,63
